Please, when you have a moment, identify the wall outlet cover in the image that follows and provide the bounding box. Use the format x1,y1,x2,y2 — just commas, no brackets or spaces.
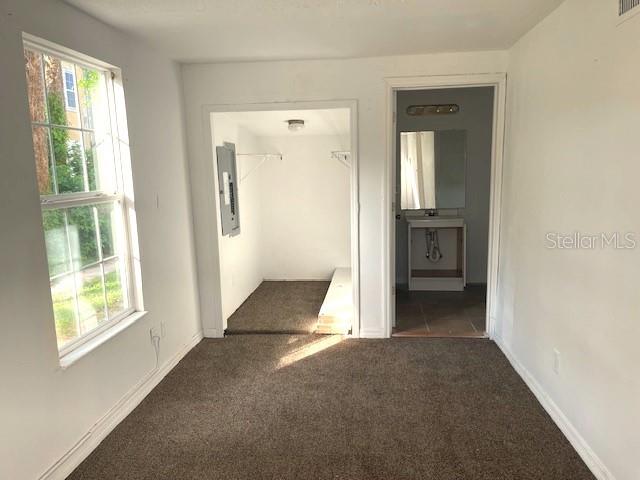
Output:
150,326,161,341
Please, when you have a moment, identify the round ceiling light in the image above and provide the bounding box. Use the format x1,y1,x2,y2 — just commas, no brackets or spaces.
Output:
286,119,305,132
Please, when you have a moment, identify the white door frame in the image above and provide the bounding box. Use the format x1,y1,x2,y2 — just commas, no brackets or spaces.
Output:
202,100,361,337
383,73,507,338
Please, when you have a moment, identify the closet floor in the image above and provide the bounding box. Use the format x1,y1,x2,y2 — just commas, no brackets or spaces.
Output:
226,281,330,334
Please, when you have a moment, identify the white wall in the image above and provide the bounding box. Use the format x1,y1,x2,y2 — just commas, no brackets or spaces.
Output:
259,134,351,281
500,1,640,479
211,116,267,325
0,1,201,478
183,50,508,337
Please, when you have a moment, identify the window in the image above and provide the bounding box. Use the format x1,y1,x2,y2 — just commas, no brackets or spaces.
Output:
23,38,139,356
620,0,640,16
62,66,78,111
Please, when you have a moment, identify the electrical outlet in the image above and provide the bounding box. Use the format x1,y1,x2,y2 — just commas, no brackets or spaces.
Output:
150,326,160,342
553,349,561,375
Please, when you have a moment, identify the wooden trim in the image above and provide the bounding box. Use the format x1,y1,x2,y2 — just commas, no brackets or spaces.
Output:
412,269,463,278
456,227,463,272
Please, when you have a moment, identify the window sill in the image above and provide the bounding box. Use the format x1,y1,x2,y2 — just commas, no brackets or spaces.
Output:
59,311,148,369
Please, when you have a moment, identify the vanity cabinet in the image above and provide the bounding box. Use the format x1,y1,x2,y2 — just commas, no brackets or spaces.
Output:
407,217,466,291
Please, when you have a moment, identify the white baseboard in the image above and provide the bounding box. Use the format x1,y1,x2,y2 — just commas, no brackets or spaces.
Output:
493,335,615,480
262,278,332,282
359,328,386,338
39,330,204,480
203,327,223,338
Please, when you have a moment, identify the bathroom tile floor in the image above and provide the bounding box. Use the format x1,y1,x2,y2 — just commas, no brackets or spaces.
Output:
393,285,487,338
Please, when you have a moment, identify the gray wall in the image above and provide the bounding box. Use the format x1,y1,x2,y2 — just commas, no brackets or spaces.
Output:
395,87,494,285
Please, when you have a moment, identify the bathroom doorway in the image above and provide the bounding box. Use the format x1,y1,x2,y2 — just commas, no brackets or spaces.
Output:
384,75,507,339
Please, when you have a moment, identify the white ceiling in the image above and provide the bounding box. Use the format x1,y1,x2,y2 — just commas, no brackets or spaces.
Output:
212,109,351,138
64,0,563,63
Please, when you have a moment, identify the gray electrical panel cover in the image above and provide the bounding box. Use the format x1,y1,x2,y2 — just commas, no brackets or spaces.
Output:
216,142,240,236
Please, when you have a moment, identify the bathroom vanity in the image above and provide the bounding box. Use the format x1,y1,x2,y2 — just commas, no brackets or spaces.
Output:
407,216,466,291
399,129,468,291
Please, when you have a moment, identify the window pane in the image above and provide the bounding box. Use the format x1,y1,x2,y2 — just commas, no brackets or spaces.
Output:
64,71,73,89
104,260,127,317
43,209,72,277
97,203,118,258
76,65,108,132
51,127,86,194
31,53,115,197
32,126,54,195
77,264,107,332
44,56,81,129
51,274,79,349
66,90,77,110
24,48,47,123
67,205,100,268
64,69,78,110
84,131,116,192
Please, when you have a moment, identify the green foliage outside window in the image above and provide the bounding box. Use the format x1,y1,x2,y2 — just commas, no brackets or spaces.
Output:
53,270,123,346
43,90,114,271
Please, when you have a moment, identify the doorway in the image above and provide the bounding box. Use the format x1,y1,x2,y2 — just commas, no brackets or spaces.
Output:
206,102,360,337
384,74,507,339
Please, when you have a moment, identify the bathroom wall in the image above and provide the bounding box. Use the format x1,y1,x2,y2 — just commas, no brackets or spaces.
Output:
395,87,494,286
501,0,640,478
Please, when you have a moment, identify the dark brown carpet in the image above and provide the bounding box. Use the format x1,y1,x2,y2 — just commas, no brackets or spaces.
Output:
68,336,594,480
226,281,330,334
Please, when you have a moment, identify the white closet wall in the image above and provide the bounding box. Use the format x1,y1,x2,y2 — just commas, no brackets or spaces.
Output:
259,135,351,281
211,116,269,324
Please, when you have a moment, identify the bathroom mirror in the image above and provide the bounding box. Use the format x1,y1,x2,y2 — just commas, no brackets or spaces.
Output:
400,130,467,210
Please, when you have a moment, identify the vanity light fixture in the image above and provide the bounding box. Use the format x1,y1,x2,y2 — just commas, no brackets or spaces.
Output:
407,104,460,116
287,119,305,131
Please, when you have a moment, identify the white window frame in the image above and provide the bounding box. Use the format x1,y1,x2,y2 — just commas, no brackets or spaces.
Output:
23,33,145,363
62,65,78,112
618,0,640,25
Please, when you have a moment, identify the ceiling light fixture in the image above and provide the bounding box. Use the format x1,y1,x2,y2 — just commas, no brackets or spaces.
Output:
286,119,305,132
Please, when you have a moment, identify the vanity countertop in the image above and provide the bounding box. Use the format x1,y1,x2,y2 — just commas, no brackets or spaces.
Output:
406,216,464,228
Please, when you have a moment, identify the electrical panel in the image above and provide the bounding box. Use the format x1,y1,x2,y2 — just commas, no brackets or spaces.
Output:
216,142,240,236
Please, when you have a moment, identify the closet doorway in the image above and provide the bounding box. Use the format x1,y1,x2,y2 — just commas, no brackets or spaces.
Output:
205,101,360,337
